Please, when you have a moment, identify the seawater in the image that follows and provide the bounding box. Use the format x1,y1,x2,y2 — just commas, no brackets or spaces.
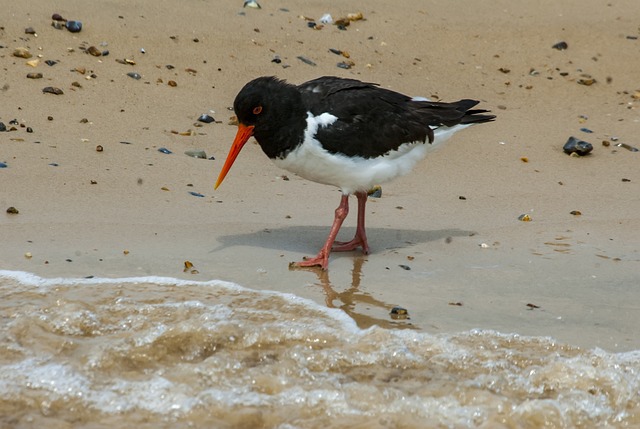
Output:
0,271,638,429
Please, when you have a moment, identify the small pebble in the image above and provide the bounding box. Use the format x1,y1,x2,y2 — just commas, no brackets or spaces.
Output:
13,47,32,59
552,41,568,50
127,72,142,80
368,185,382,198
87,46,101,56
518,214,532,222
189,191,205,197
26,127,33,133
337,61,355,70
65,20,82,33
580,127,593,133
168,80,177,87
45,60,58,66
24,252,32,259
0,123,6,132
158,147,172,154
25,27,36,35
570,210,582,216
96,145,103,152
563,136,593,155
271,55,282,64
197,114,215,123
390,306,409,320
26,73,43,79
0,162,8,168
42,86,64,95
52,13,66,21
6,207,19,214
398,264,411,271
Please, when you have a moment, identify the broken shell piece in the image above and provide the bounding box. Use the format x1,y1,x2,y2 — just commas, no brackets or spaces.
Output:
13,47,32,59
570,210,582,216
243,0,261,8
185,150,207,159
615,142,639,152
577,78,596,86
563,136,593,155
518,214,532,222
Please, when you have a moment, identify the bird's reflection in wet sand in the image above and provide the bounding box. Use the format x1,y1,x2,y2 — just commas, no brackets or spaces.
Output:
291,256,417,330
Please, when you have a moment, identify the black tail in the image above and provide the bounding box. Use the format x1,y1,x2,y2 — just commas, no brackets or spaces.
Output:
455,99,496,125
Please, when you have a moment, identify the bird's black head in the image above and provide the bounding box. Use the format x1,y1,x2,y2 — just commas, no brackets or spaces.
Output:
233,77,307,158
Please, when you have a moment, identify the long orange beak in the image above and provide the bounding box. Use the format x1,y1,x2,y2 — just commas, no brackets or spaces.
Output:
214,123,255,189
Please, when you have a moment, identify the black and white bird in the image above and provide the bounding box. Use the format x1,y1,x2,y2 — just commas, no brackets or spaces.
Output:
215,76,494,270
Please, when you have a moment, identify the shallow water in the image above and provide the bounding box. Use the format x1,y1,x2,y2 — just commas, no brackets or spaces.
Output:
0,271,638,429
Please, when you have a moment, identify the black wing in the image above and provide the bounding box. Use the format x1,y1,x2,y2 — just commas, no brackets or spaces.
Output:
298,76,493,158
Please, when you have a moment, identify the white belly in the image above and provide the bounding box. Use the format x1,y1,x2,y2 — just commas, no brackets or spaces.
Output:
272,112,469,195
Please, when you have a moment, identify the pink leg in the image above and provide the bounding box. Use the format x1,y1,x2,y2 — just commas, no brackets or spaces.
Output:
332,191,370,254
291,194,350,270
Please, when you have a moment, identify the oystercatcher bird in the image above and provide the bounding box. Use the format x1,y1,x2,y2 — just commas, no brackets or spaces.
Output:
215,76,494,270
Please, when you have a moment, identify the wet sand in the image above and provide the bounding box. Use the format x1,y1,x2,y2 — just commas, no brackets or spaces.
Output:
2,0,640,352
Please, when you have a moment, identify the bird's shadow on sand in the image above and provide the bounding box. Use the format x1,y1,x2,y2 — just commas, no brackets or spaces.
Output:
210,225,474,254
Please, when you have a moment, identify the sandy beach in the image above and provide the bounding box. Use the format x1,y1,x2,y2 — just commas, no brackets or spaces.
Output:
2,0,640,355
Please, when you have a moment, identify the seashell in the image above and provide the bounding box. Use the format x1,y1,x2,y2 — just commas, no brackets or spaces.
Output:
45,60,57,66
615,142,639,152
243,0,261,8
0,162,7,168
158,147,172,154
518,214,532,222
52,13,66,21
197,114,215,123
6,206,19,214
563,136,593,155
570,210,582,216
96,145,103,152
42,86,64,95
26,59,40,67
297,56,316,66
65,20,82,33
127,72,141,80
168,80,177,87
189,191,205,197
27,73,43,79
13,47,32,59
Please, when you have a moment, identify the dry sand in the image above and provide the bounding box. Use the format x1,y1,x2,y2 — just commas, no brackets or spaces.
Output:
1,0,639,351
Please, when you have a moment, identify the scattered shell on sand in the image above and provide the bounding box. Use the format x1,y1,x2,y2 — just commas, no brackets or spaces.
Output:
13,47,32,59
518,214,532,222
42,86,64,95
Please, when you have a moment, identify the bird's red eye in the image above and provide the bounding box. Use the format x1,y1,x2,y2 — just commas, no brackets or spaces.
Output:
253,106,263,115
